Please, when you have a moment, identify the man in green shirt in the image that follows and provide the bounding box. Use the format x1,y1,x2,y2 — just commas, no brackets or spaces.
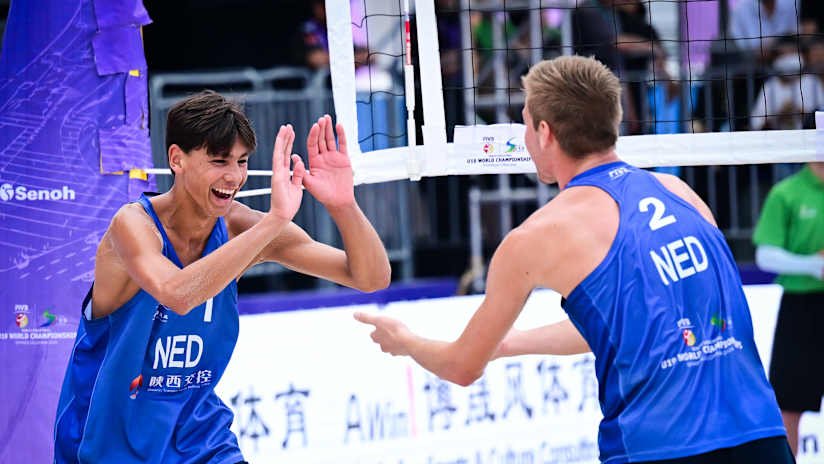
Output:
753,162,824,457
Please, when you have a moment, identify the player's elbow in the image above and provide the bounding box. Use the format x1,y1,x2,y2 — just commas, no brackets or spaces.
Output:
450,367,483,387
443,356,485,387
155,283,197,316
355,265,391,293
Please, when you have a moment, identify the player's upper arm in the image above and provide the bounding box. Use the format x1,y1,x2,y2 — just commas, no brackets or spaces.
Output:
107,204,188,309
652,172,718,227
484,227,541,304
449,226,542,384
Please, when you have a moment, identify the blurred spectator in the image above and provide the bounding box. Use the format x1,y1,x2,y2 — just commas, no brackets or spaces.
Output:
301,0,330,69
753,162,824,457
750,37,824,130
614,0,670,134
801,0,824,35
436,0,464,135
615,0,665,71
572,0,622,73
804,38,824,83
573,0,677,134
728,0,799,57
297,0,370,73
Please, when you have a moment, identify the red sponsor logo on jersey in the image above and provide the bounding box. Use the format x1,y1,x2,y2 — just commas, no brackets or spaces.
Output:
129,374,143,399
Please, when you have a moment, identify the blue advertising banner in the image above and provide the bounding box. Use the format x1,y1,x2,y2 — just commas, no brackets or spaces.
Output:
0,0,152,461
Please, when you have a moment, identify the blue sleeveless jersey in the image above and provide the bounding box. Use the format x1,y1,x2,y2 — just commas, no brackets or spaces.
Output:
563,162,784,463
54,194,243,464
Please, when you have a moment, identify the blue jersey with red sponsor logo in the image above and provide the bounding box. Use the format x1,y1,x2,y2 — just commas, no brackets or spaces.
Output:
54,194,242,464
562,162,785,463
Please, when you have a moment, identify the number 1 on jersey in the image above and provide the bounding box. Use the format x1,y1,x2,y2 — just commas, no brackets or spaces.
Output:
639,197,676,230
204,298,213,322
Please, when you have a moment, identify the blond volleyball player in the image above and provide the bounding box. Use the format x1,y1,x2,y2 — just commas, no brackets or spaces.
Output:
356,56,793,463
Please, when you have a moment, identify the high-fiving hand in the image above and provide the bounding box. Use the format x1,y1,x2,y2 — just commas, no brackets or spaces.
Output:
353,311,411,356
303,115,355,209
268,124,305,222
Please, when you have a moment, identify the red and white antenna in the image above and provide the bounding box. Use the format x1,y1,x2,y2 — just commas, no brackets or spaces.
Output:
403,0,420,181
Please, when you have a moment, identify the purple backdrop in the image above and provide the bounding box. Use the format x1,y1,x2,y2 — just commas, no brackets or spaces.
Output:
0,0,152,461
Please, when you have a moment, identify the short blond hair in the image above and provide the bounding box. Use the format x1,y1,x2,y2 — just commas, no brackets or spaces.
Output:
522,56,622,158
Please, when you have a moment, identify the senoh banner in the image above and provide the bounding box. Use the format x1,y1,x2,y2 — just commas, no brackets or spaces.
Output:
0,1,152,462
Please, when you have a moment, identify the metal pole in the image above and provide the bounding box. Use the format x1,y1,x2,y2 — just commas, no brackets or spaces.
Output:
460,0,475,125
469,187,485,292
493,9,513,235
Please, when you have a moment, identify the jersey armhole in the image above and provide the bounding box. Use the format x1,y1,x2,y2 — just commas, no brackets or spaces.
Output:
648,174,721,233
562,182,626,299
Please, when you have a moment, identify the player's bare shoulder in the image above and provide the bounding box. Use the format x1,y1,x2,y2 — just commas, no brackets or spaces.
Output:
92,203,163,318
106,202,163,250
651,172,717,227
507,186,619,295
224,199,262,240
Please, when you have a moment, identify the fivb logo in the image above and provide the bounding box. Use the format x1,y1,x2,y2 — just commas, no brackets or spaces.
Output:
608,167,630,180
153,334,204,369
0,183,76,201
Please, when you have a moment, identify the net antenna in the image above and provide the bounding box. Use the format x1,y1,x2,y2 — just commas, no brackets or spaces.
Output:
403,0,420,181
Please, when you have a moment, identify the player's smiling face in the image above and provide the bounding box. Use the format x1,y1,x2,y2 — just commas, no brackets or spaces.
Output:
173,139,250,217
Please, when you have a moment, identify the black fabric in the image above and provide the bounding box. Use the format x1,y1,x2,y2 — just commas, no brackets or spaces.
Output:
618,4,660,73
769,291,824,412
572,0,623,74
802,0,824,31
638,436,794,464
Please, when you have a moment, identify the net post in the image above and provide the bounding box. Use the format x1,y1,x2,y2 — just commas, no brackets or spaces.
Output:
415,0,448,177
325,0,362,184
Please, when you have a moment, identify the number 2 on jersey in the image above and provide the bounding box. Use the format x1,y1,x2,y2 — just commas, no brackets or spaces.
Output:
639,197,676,230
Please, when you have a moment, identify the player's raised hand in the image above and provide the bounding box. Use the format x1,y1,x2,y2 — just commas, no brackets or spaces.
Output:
353,311,411,356
267,124,305,221
303,115,355,209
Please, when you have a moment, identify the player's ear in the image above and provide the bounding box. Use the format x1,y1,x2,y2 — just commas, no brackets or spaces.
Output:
537,120,552,151
168,144,185,176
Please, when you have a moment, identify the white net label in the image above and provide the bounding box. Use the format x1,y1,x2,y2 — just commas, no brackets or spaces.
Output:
451,124,537,175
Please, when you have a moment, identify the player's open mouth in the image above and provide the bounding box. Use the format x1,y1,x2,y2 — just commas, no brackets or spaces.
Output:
211,187,234,200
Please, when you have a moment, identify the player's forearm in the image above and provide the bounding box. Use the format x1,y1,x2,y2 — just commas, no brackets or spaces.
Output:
755,245,824,279
328,202,391,292
403,333,482,387
497,320,590,358
162,215,289,314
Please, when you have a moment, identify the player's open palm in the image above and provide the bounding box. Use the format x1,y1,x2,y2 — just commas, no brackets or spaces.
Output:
303,115,355,209
268,124,305,221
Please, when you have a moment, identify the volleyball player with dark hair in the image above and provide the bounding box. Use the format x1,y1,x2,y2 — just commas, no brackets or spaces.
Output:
54,90,390,464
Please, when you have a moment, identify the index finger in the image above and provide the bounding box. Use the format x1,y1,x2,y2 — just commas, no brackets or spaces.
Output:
353,311,377,326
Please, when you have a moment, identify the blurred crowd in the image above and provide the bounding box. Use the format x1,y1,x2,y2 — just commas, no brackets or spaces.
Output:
433,0,824,135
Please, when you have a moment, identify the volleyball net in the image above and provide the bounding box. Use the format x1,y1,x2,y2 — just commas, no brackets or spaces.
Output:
331,0,824,186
